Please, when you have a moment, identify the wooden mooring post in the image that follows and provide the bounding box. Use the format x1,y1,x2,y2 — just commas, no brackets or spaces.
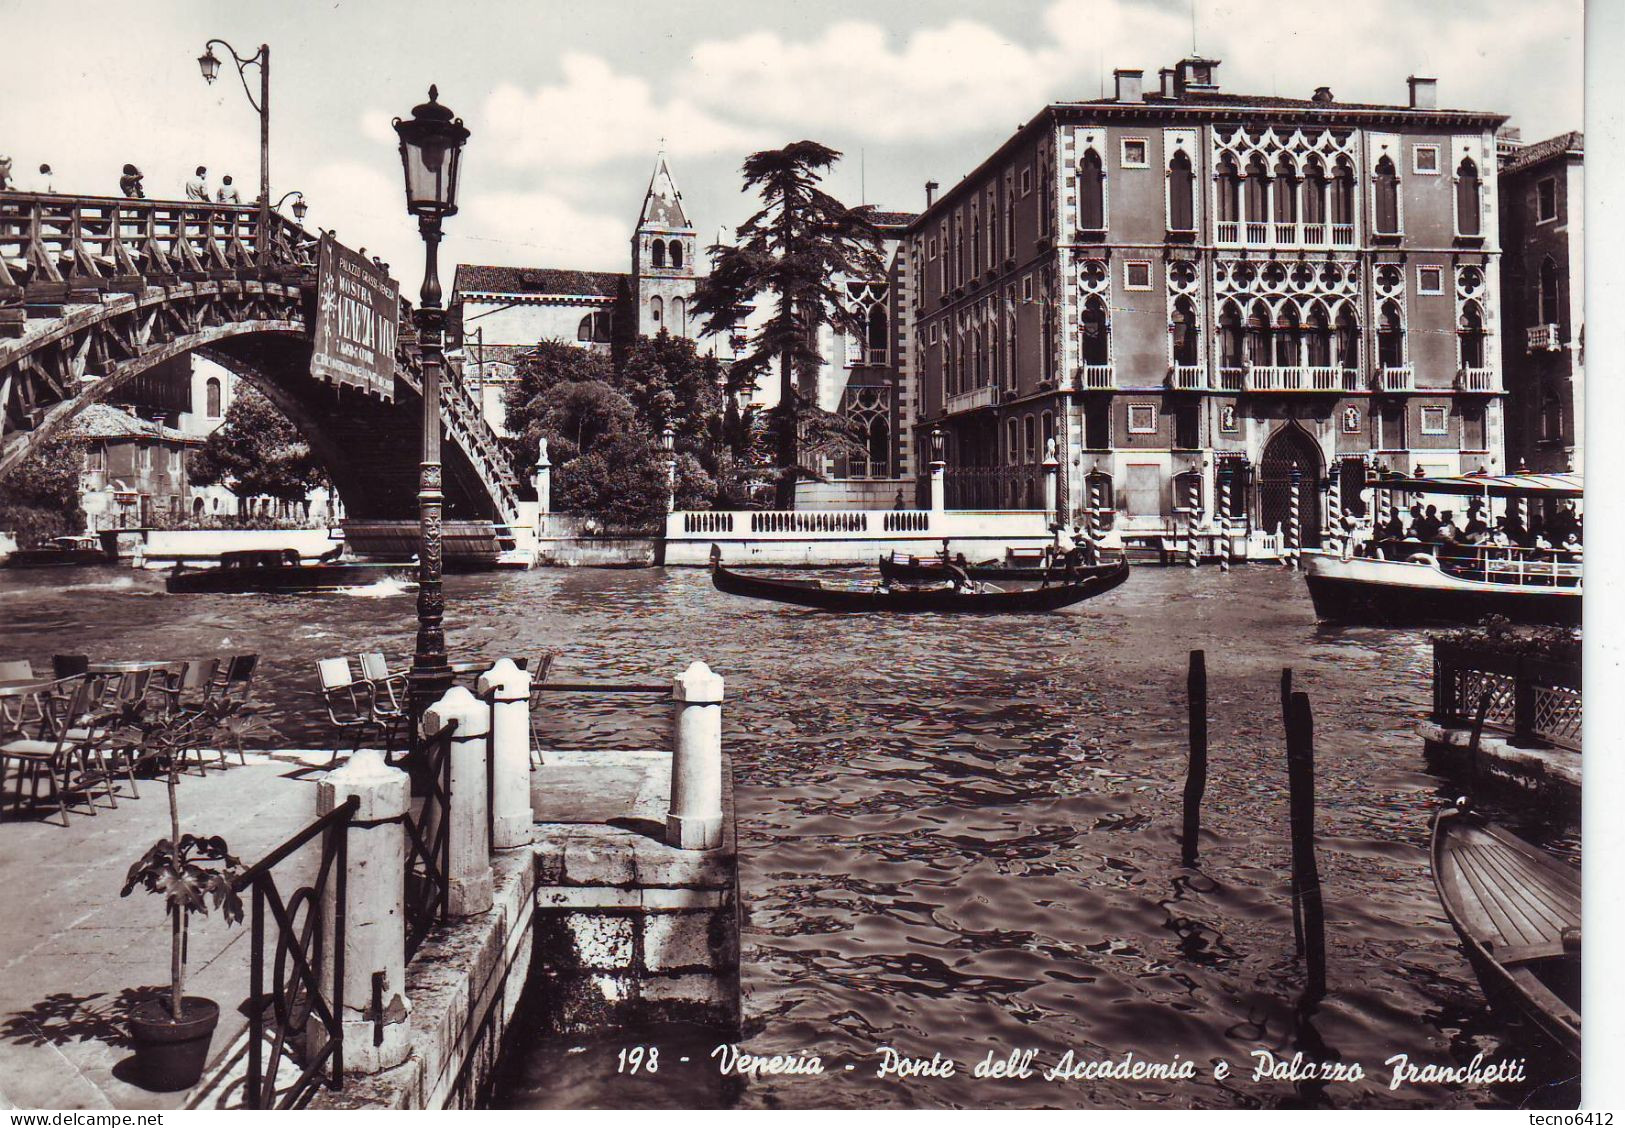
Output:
1285,689,1328,1004
1281,668,1304,956
1181,649,1208,866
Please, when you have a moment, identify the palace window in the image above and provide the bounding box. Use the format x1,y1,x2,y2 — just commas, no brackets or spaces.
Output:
1420,405,1449,436
970,203,981,276
927,237,937,260
1021,167,1033,196
1336,306,1360,369
1042,410,1055,451
1455,157,1482,237
1330,158,1355,226
1167,149,1195,232
1541,379,1564,441
1305,304,1332,367
1539,257,1561,325
1024,414,1037,462
1173,403,1200,451
1079,149,1106,231
1245,301,1271,366
1463,405,1487,451
1373,155,1401,234
1274,301,1302,367
1084,403,1111,450
1243,153,1269,223
866,304,888,365
1003,172,1016,251
1216,154,1241,224
1127,404,1157,434
1006,417,1020,465
1273,154,1299,225
1079,296,1109,365
1536,177,1557,222
1377,300,1405,367
204,376,222,418
1120,138,1148,168
1123,260,1151,291
1417,265,1443,295
1303,156,1327,226
1458,302,1487,368
1218,303,1243,368
1413,145,1440,174
1170,296,1198,366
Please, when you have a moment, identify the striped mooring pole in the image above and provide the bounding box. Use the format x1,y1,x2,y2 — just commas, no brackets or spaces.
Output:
1217,470,1232,573
1088,479,1103,543
1287,466,1302,569
1185,472,1201,568
1325,472,1342,556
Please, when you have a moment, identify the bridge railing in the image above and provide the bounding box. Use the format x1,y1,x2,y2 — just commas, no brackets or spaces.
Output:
0,192,316,302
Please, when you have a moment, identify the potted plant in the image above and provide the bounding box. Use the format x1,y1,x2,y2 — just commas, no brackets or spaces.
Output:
119,707,249,1091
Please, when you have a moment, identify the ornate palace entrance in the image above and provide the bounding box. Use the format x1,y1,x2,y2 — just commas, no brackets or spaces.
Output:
1258,424,1323,548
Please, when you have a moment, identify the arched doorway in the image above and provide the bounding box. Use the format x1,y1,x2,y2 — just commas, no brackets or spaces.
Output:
1258,424,1323,546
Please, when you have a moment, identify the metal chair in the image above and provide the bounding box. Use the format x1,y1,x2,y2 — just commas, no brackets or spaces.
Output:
52,655,90,679
319,657,382,763
0,660,36,683
524,652,557,768
358,652,409,758
0,677,106,825
155,660,222,774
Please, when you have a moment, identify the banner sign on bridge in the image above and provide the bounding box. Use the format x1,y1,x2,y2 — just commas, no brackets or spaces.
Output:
311,234,400,401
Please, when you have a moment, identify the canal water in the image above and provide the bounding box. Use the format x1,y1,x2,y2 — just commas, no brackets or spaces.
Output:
0,564,1579,1109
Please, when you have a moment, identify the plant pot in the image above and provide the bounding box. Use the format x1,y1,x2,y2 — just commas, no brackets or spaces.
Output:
127,996,221,1091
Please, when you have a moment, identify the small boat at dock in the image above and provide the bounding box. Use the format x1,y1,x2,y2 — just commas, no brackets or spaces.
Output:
165,548,414,594
1430,800,1580,1064
877,551,1124,585
711,552,1130,613
1,534,109,568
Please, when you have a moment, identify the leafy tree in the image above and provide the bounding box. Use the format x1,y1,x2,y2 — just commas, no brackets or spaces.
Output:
0,432,87,545
188,385,322,510
552,432,669,530
614,332,724,446
502,341,618,477
692,141,884,508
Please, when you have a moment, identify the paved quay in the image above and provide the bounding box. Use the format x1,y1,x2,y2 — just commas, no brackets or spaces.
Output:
0,758,320,1110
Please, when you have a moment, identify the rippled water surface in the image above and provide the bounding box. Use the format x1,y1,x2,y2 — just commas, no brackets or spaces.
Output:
0,564,1580,1109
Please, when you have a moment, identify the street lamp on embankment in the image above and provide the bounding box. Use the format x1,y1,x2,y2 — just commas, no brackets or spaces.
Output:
393,85,470,739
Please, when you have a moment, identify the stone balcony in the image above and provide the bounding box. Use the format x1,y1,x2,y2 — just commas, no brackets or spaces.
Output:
1073,364,1114,391
1527,324,1562,352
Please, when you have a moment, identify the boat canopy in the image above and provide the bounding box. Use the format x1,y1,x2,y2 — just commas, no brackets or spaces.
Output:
1366,472,1583,499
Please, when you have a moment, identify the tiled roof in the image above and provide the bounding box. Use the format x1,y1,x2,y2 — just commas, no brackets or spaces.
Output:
1068,91,1502,116
1501,131,1584,174
453,264,626,298
71,403,199,444
869,210,919,230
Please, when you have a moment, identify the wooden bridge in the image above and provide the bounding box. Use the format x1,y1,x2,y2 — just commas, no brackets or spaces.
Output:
0,192,520,535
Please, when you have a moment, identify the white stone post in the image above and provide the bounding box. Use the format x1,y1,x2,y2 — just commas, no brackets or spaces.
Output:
314,749,412,1073
421,687,494,916
477,659,533,850
929,460,946,516
533,437,552,517
667,661,724,851
1042,439,1060,545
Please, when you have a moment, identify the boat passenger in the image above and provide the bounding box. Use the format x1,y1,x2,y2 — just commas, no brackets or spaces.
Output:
1418,505,1443,542
1436,511,1462,545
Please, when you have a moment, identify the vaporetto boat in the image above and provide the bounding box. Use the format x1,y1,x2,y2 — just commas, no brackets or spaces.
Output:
1301,472,1582,626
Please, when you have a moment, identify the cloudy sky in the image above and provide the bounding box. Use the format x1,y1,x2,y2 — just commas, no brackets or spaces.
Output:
2,0,1585,290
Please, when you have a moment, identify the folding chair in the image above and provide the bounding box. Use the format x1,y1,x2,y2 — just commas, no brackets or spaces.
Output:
319,657,381,763
155,660,221,774
358,652,410,759
0,660,36,682
523,652,557,768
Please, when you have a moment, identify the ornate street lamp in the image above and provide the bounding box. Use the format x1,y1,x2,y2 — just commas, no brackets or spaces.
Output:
198,39,271,263
394,86,470,739
274,190,308,224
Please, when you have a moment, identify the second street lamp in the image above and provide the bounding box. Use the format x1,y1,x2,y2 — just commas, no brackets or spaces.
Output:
393,85,470,741
198,39,271,263
274,190,308,224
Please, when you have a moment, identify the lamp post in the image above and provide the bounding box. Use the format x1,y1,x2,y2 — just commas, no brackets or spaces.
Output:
393,85,470,740
197,39,270,263
274,190,308,224
662,424,678,513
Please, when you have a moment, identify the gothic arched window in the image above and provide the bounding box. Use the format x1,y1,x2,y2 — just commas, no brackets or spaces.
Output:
1455,158,1481,237
1274,301,1302,367
867,304,887,363
1168,150,1195,232
652,240,667,269
1218,302,1243,368
1377,300,1404,367
650,295,663,327
1335,305,1359,370
1303,156,1327,227
1079,296,1109,365
672,296,687,334
1373,155,1400,234
1216,155,1240,223
1243,153,1270,223
867,415,890,477
669,240,684,269
1539,257,1561,325
1170,296,1198,365
1330,158,1355,226
1459,301,1487,368
1079,149,1105,231
1273,154,1299,225
1305,304,1332,367
205,376,222,418
1245,300,1271,366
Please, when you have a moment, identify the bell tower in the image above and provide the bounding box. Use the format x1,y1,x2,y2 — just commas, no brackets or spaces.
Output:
632,152,697,339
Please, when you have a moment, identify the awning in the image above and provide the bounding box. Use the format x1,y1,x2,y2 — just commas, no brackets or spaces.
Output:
1365,472,1583,499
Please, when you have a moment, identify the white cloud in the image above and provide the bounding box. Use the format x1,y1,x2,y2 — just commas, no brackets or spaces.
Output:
455,189,629,274
480,53,771,172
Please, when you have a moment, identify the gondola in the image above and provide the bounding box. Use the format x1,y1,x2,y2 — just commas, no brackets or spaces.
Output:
710,553,1130,613
166,548,414,594
877,552,1122,585
1430,800,1580,1064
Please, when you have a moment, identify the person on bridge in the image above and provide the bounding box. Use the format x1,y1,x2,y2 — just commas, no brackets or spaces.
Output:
0,156,12,191
185,166,210,201
37,164,52,192
119,164,144,198
215,174,241,204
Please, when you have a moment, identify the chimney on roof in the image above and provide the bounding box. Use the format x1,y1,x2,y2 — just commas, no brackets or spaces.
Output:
1175,57,1220,94
1312,86,1334,104
1114,68,1144,104
1160,67,1178,98
925,180,939,208
1407,76,1437,110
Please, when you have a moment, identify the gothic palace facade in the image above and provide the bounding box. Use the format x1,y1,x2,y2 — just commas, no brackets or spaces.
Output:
905,58,1508,544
